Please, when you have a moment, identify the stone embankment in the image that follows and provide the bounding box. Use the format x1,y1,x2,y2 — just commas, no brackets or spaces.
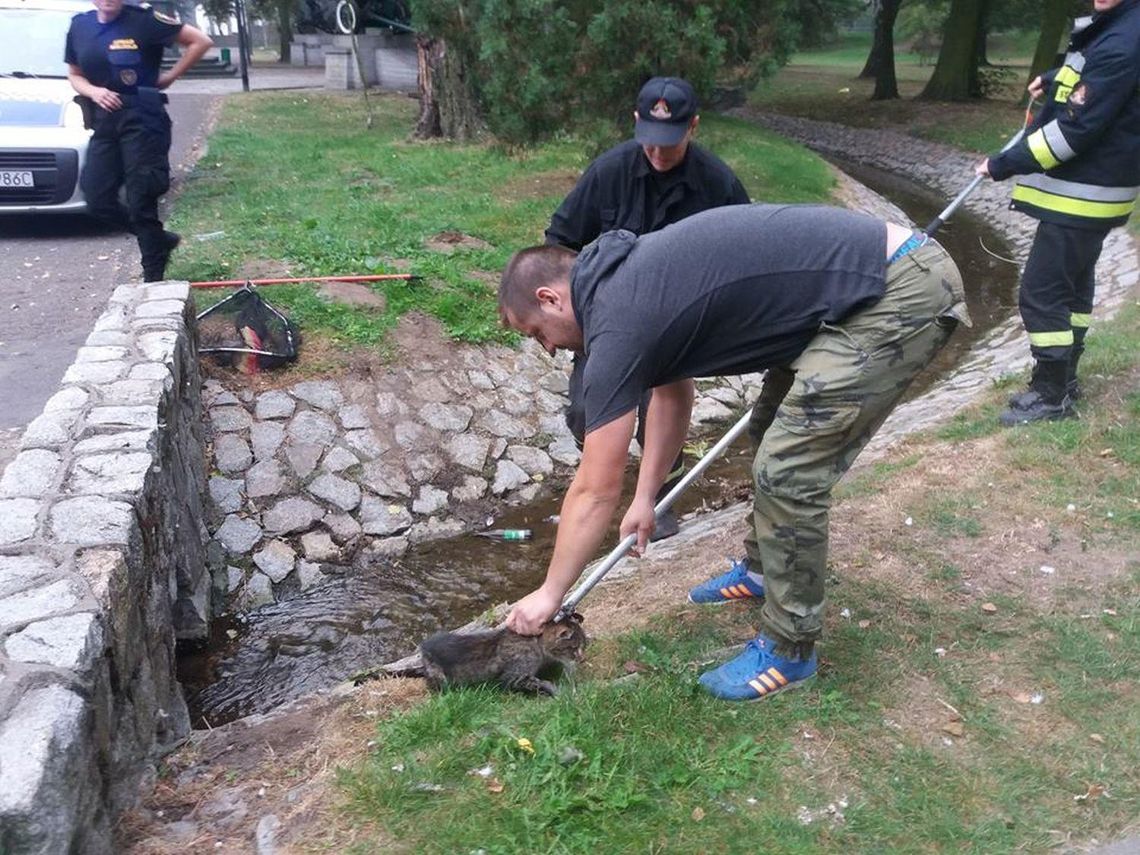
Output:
197,335,774,611
0,283,207,853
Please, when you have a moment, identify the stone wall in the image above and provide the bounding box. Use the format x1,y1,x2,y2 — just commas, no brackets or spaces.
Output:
0,282,207,854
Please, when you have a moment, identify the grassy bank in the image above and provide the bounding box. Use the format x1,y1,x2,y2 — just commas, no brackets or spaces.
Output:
169,92,833,350
338,302,1140,853
748,32,1032,154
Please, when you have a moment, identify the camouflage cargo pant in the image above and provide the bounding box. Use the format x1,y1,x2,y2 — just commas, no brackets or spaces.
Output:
743,239,970,657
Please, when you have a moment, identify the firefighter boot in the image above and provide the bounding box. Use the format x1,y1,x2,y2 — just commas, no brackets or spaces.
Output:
1009,340,1084,408
1066,338,1085,402
999,359,1074,426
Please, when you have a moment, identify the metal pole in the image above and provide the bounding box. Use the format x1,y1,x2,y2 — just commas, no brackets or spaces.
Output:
555,410,752,621
189,273,420,289
924,99,1036,237
234,0,250,92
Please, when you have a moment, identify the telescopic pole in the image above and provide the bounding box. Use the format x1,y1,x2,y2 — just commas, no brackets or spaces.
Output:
555,410,752,622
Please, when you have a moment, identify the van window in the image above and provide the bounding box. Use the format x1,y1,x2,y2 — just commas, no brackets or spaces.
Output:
0,7,79,78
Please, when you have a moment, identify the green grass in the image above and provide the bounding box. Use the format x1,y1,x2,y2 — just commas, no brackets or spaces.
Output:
172,92,833,350
996,302,1140,534
833,454,920,501
342,575,1140,853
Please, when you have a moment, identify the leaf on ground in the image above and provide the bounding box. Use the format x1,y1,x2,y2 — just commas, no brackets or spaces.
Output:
942,721,965,737
486,778,504,794
1010,691,1033,704
1089,733,1105,743
1074,783,1106,802
981,602,998,614
623,660,649,674
858,620,871,629
691,807,705,822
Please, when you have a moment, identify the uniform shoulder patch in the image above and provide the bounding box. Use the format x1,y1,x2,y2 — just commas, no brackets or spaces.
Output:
153,9,181,24
1069,82,1089,106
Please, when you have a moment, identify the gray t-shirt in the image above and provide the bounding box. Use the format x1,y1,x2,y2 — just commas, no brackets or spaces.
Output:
570,203,888,433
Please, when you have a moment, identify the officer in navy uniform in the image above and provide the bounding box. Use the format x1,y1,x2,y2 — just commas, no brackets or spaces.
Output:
66,0,212,281
545,77,752,540
977,0,1140,425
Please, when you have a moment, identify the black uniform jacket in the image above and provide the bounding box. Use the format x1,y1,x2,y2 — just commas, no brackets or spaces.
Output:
988,0,1140,229
545,139,750,250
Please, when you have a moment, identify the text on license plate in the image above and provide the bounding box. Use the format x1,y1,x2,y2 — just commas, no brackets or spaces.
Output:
0,170,34,188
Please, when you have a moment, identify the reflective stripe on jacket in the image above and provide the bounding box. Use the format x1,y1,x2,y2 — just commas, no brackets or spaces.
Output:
989,0,1140,230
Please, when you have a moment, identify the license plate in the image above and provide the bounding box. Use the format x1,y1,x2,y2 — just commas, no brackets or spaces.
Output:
0,170,34,188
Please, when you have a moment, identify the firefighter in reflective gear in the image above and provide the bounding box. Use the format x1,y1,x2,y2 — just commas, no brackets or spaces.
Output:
66,0,213,281
977,0,1140,425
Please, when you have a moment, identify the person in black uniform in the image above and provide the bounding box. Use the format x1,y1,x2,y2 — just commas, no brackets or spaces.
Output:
546,76,751,540
66,0,213,281
976,0,1139,425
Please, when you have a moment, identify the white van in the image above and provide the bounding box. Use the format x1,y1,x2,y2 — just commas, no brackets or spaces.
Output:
0,0,92,214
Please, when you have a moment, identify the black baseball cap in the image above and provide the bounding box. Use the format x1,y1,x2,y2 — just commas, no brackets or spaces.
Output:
634,77,698,146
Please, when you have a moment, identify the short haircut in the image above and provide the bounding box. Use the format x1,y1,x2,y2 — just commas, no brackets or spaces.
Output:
498,244,578,326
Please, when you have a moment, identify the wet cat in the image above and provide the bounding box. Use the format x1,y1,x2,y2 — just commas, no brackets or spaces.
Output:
418,615,587,696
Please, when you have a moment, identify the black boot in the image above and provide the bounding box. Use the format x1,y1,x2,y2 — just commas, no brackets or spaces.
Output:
999,359,1075,426
650,472,683,542
1066,339,1085,402
1010,336,1085,408
143,231,181,283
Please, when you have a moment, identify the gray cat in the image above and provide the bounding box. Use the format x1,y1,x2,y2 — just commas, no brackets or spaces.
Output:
418,615,587,696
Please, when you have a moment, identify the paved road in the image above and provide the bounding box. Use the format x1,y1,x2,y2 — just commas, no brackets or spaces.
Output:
0,66,324,470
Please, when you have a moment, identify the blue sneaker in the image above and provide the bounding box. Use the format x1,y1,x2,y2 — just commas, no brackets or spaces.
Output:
698,635,817,701
687,559,765,605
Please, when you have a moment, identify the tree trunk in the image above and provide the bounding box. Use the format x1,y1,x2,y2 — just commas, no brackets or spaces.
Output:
276,0,292,64
919,0,985,100
413,35,484,141
869,0,903,100
414,36,442,138
858,0,883,78
974,0,992,67
1028,0,1071,89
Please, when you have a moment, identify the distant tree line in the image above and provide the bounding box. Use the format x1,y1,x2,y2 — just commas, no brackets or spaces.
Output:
196,0,1089,138
409,0,863,143
863,0,1085,101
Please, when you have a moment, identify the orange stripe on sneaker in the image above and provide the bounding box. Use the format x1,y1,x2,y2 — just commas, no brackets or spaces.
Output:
720,587,736,599
726,585,742,598
757,673,778,691
767,668,788,686
748,679,768,696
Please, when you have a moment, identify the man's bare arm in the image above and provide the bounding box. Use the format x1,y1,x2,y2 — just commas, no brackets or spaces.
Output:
505,410,635,634
157,25,213,90
68,64,121,110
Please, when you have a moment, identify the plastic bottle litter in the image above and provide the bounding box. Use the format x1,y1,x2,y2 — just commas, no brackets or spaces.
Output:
474,529,532,541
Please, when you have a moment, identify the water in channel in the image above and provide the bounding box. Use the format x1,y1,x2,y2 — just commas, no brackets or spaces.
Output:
177,161,1020,728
